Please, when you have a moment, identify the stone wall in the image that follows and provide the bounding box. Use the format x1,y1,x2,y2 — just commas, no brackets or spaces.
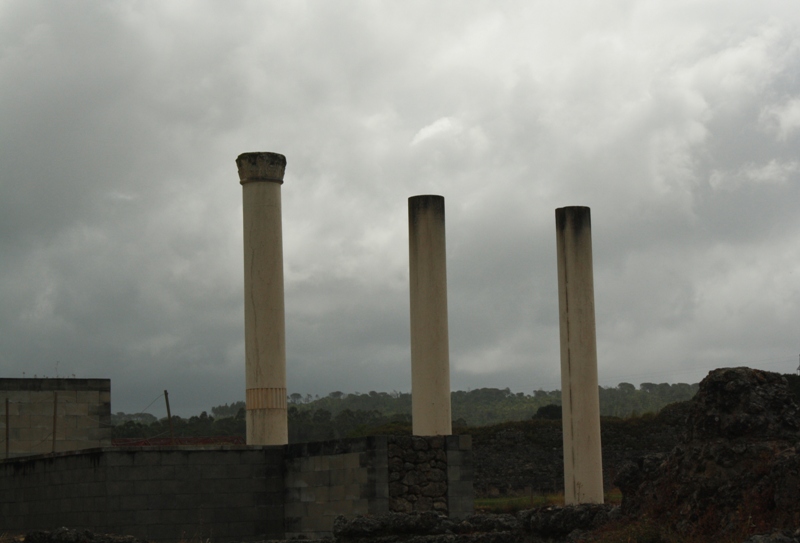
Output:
284,435,472,539
0,436,473,541
0,379,111,458
0,447,285,542
388,435,473,518
284,437,389,539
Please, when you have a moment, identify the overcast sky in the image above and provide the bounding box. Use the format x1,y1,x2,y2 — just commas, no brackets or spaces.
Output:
2,1,800,417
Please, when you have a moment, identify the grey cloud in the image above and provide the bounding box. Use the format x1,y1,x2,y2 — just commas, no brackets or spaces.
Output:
2,1,800,417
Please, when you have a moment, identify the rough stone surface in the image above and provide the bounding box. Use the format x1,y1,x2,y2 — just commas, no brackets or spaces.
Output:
333,508,616,543
24,528,143,543
615,367,800,538
742,533,800,543
471,402,688,496
519,504,618,537
389,436,449,513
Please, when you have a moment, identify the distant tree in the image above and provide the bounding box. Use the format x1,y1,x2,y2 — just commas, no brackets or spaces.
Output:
534,404,562,420
211,401,245,419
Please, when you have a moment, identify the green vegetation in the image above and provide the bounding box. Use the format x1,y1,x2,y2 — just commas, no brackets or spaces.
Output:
279,381,700,427
112,380,705,441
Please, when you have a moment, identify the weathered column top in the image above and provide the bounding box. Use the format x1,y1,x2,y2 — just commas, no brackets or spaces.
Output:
555,206,591,232
236,152,287,185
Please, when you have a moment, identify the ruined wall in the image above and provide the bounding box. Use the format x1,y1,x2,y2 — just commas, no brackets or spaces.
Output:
388,435,473,518
284,437,389,539
0,447,285,542
1,436,473,541
284,435,473,539
0,379,111,458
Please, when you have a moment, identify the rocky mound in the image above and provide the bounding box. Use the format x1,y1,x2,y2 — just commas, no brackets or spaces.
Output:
333,506,617,543
615,367,800,538
471,405,686,496
23,528,142,543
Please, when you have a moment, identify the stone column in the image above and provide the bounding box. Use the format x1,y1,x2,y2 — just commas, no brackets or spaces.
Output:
408,195,452,436
237,152,288,446
555,206,604,504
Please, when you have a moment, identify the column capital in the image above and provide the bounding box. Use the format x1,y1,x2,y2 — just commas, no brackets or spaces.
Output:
236,152,287,185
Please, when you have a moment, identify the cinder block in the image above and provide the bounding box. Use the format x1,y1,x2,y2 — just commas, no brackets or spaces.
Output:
225,463,253,479
186,451,222,466
62,403,89,416
284,516,302,533
369,497,390,515
4,391,31,403
285,487,302,502
284,500,307,517
265,477,284,494
28,413,55,428
354,469,368,484
306,502,326,522
314,485,330,503
173,492,203,509
141,494,171,512
344,483,361,500
133,480,163,495
76,391,100,404
106,452,136,467
313,469,332,486
286,473,310,489
118,526,146,541
120,494,148,511
153,451,184,466
328,485,346,501
374,482,390,499
300,487,316,503
343,453,360,470
151,465,178,480
145,524,180,541
213,506,258,523
225,521,257,539
133,452,163,466
353,498,370,516
62,426,88,440
226,492,257,509
134,508,160,525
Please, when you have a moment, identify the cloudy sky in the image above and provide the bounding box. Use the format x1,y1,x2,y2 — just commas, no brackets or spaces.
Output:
2,1,800,417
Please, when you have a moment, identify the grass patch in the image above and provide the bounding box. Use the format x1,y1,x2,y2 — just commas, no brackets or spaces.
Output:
475,488,623,514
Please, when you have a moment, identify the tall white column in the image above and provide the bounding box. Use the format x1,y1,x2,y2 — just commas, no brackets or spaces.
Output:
409,195,452,436
237,152,288,446
555,206,604,504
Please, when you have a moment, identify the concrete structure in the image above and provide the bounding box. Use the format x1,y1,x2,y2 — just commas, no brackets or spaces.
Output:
408,195,452,436
555,206,604,504
0,436,473,541
0,379,111,459
237,152,288,446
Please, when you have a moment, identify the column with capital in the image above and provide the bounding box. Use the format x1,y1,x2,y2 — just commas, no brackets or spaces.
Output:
237,152,288,445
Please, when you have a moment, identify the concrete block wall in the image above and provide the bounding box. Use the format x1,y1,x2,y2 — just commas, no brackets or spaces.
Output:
0,435,473,541
284,437,389,539
284,435,473,539
0,447,284,542
0,379,111,458
446,434,474,519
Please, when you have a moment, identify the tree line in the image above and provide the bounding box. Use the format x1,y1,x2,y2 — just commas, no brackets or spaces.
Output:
113,380,718,442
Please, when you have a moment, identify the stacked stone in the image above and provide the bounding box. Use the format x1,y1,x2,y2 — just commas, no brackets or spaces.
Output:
388,436,448,513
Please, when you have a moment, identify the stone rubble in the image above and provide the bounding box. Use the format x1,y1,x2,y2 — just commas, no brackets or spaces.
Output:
616,367,800,538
